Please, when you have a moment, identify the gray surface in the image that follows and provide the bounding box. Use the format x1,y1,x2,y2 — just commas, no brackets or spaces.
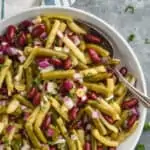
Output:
73,0,150,149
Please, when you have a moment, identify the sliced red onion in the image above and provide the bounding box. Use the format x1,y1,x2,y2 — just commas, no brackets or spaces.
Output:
81,95,87,102
101,57,109,64
63,96,74,109
73,73,83,83
57,30,64,39
18,55,26,63
92,111,100,119
86,123,92,131
21,143,31,150
45,82,57,94
21,105,27,110
28,26,33,33
40,32,47,40
6,125,14,133
63,46,70,53
38,59,50,68
71,134,78,140
71,35,81,46
46,128,55,137
0,100,7,106
130,107,139,117
83,115,88,124
39,65,54,73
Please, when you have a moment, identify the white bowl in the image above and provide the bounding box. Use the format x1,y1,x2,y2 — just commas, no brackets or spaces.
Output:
0,6,147,150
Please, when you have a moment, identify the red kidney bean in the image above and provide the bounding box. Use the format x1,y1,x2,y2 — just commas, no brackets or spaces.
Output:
49,146,56,150
87,91,97,100
127,114,137,129
6,25,16,43
63,79,73,91
85,34,101,44
108,147,116,150
97,146,103,150
88,48,100,63
19,20,32,31
17,32,27,47
50,58,63,68
32,24,46,38
42,115,51,129
6,125,14,133
63,57,72,69
27,87,38,99
33,92,41,106
122,98,138,109
0,56,5,64
84,142,91,150
120,67,128,76
69,107,79,120
103,114,114,124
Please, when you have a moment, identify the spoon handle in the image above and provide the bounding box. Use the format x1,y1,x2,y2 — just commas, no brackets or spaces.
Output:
115,68,150,108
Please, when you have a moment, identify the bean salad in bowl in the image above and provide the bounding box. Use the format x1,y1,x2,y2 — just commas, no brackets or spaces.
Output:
0,14,139,150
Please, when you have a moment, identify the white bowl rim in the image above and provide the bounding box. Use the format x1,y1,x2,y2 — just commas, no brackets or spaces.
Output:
0,6,147,150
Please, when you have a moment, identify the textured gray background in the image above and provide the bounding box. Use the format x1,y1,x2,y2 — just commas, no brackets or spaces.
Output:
73,0,150,149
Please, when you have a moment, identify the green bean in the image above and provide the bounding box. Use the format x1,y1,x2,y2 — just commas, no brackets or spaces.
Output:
13,94,34,109
91,134,97,150
27,107,40,124
79,40,86,51
0,106,6,114
85,106,107,135
0,57,12,88
27,33,32,46
0,122,4,134
46,20,60,48
25,67,33,91
59,22,67,32
80,65,106,77
50,97,69,121
84,72,111,82
115,88,127,105
83,82,110,97
35,48,68,60
77,62,88,70
6,99,20,114
66,137,76,150
67,21,87,34
72,130,82,150
40,70,75,80
42,16,51,32
34,101,50,143
5,70,14,96
77,129,85,146
25,123,41,148
56,117,67,137
91,129,119,147
70,53,78,67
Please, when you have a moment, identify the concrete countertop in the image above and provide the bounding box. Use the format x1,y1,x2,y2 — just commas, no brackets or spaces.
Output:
73,0,150,149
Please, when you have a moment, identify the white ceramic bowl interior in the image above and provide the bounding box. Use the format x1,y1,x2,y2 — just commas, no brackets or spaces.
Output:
0,6,147,150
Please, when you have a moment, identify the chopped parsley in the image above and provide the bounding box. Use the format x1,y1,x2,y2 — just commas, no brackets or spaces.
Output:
125,5,135,14
144,122,150,131
32,77,41,86
127,34,135,42
145,38,150,44
136,144,145,150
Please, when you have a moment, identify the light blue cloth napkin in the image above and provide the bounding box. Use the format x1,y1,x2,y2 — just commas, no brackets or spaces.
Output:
0,0,76,19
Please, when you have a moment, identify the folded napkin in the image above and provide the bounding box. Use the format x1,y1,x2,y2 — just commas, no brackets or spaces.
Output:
0,0,76,19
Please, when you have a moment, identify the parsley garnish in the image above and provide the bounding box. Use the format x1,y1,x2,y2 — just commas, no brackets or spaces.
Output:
144,122,150,131
125,5,135,14
136,144,145,150
32,77,41,86
128,34,135,42
145,38,150,44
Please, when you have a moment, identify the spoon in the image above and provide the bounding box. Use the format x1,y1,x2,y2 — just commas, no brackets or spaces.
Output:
76,19,150,108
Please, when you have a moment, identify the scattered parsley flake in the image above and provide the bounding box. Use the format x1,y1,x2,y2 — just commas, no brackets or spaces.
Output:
136,144,145,150
125,5,135,14
145,38,150,44
144,122,150,131
128,34,135,42
32,77,41,86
